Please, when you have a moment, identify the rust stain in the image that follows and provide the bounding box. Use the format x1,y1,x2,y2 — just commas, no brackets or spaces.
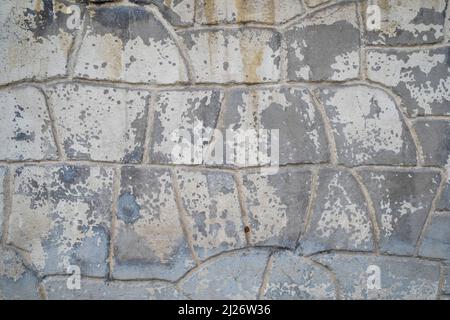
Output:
235,0,275,24
204,0,216,24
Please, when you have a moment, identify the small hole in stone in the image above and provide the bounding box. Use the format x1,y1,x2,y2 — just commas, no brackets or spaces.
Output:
244,226,250,233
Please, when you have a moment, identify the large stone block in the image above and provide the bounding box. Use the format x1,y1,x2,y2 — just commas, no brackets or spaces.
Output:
180,249,270,299
43,276,186,299
175,169,246,260
46,83,149,163
113,167,195,281
0,87,58,161
0,246,41,300
195,0,304,24
263,251,336,300
285,3,360,81
367,47,450,116
300,169,373,255
414,120,450,210
220,87,330,166
364,0,446,45
358,169,441,255
149,89,223,164
240,168,312,248
317,85,416,166
314,253,441,299
7,165,113,276
418,212,450,260
179,28,281,83
0,0,80,85
75,6,188,83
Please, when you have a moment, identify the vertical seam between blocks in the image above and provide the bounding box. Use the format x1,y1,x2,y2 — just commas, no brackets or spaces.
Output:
107,166,121,280
257,251,274,299
233,171,252,246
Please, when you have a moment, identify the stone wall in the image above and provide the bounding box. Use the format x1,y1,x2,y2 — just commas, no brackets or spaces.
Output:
0,0,449,300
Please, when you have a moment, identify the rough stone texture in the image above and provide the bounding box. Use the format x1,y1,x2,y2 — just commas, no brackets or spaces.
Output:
179,28,281,83
0,87,58,161
113,167,195,281
367,47,450,116
358,169,441,255
221,87,329,166
0,246,41,300
180,249,270,299
131,0,195,27
75,5,188,84
263,251,336,299
317,86,416,166
314,253,441,299
240,168,312,248
300,169,373,255
7,165,113,277
46,83,149,162
285,3,360,81
414,120,450,210
195,0,304,24
364,0,446,45
418,212,450,260
149,89,223,164
175,169,246,260
0,168,5,240
0,0,79,85
1,0,449,300
43,277,186,299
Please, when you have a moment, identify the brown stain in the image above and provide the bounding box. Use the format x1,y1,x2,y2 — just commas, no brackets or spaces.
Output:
240,38,264,83
204,0,216,24
235,0,275,24
378,0,391,11
164,0,173,8
35,0,43,12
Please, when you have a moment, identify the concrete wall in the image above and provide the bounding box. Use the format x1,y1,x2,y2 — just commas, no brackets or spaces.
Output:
0,0,449,300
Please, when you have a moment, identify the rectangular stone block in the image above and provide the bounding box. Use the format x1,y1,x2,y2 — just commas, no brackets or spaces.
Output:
285,3,360,81
367,47,450,116
7,165,113,277
113,166,195,281
240,168,312,249
0,87,58,161
46,83,149,163
179,28,281,83
175,169,246,260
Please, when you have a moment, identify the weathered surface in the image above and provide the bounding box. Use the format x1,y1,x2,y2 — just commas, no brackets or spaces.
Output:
285,4,360,81
314,253,441,300
300,169,373,255
179,28,281,83
358,169,441,255
180,249,270,299
7,165,113,276
113,167,195,281
221,87,329,166
0,246,41,300
46,83,149,162
175,169,246,260
0,87,57,161
444,263,450,295
149,89,223,164
43,277,186,300
131,0,195,27
0,168,5,240
263,251,336,299
317,86,416,166
0,0,79,85
195,0,304,24
75,6,188,84
414,120,450,210
367,47,450,116
418,212,450,260
364,0,446,45
240,168,312,248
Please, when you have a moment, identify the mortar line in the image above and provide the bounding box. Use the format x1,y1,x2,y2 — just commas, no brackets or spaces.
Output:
310,89,338,165
1,166,14,245
257,251,274,299
356,0,367,81
298,167,319,242
67,12,88,80
142,92,158,164
351,169,380,254
38,282,48,300
414,167,447,256
107,166,121,280
233,171,252,246
306,256,342,300
438,262,446,299
170,169,201,266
